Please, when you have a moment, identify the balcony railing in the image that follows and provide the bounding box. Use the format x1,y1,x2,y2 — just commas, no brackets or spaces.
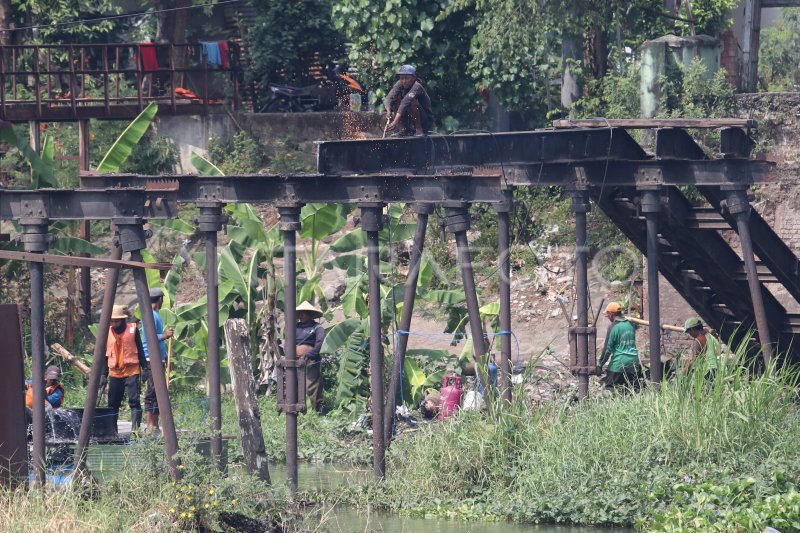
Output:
0,42,241,121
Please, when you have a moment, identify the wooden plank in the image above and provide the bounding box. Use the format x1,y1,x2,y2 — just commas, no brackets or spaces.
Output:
0,250,173,270
224,318,271,483
625,315,685,333
553,118,757,129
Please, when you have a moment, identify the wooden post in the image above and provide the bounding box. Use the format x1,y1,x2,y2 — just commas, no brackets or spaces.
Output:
741,0,762,92
224,318,271,483
51,343,91,377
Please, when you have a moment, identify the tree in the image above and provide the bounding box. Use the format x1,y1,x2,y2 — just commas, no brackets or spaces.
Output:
246,0,345,107
333,0,480,129
440,0,733,115
11,0,122,43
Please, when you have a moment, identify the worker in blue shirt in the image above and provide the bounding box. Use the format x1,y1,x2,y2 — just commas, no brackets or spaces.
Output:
141,287,173,435
25,365,64,410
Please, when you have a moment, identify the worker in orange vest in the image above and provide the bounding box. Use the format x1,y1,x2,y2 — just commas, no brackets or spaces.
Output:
25,365,64,409
106,305,146,432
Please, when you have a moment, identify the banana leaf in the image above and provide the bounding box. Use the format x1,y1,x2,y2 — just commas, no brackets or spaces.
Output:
0,123,58,188
96,102,158,172
300,203,348,241
51,236,105,255
191,151,224,176
421,289,466,306
321,317,361,354
41,133,54,168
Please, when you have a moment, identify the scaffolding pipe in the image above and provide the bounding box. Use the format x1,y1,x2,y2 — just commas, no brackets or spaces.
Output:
361,203,386,479
279,205,301,494
642,189,663,383
198,204,225,469
495,193,513,402
725,188,773,363
571,190,590,399
131,249,181,479
384,203,432,444
74,240,123,469
446,205,492,414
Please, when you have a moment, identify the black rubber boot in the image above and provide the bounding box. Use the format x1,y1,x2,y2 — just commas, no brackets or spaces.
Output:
131,410,142,434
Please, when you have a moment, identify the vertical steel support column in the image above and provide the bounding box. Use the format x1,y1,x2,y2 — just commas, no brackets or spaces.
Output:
278,205,302,494
21,219,50,487
384,203,432,445
117,222,181,479
360,203,386,479
445,204,492,414
78,119,92,322
74,237,123,469
494,191,513,403
641,188,663,383
724,187,773,363
571,190,590,399
196,203,226,470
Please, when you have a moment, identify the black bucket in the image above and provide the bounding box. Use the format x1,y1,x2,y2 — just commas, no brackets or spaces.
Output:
49,408,117,441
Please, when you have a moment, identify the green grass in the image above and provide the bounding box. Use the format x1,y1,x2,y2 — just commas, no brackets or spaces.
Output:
0,388,370,532
331,342,800,529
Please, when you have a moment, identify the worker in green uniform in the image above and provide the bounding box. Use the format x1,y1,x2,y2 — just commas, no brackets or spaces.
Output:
597,302,642,390
683,316,721,377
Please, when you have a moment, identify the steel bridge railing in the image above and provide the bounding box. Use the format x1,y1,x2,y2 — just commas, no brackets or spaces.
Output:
0,42,242,120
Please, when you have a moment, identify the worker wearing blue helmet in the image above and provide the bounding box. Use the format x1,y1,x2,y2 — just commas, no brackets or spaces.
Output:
384,64,435,136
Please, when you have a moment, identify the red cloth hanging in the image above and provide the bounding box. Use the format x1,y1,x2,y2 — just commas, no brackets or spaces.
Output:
137,43,160,72
217,41,230,70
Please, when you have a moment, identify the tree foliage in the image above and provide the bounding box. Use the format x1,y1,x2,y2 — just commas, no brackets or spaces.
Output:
246,0,345,104
436,0,733,114
332,0,481,128
758,8,800,92
11,0,122,43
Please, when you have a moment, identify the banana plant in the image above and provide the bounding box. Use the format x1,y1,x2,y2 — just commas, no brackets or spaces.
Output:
96,102,158,172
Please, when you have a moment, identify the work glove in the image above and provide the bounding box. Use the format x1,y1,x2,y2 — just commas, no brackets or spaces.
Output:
596,365,603,376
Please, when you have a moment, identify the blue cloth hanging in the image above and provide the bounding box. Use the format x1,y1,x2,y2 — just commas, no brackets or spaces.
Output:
201,42,222,67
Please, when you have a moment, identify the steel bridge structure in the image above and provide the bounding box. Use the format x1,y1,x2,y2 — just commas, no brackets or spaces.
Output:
1,123,794,493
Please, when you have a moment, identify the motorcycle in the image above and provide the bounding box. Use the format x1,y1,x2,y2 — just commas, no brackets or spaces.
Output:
260,64,366,113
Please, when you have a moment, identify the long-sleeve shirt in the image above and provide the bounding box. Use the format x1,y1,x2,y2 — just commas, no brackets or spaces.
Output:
141,308,168,362
598,318,639,372
296,320,325,362
385,79,434,131
25,380,64,408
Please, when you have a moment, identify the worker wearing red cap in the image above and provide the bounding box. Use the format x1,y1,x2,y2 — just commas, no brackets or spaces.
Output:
597,302,641,390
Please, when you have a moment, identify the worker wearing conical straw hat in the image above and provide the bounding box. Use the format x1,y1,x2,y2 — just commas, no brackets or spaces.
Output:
295,301,326,413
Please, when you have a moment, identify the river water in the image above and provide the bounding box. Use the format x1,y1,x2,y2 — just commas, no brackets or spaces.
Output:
268,463,633,533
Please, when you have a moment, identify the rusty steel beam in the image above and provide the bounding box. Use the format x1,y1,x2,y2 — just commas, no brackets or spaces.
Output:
0,305,27,488
317,128,648,174
0,249,173,270
0,188,178,221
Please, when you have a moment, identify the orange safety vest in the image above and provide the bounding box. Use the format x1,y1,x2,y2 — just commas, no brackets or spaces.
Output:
25,382,64,409
107,324,140,369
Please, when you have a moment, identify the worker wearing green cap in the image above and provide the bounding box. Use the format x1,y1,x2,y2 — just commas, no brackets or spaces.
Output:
683,316,721,375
